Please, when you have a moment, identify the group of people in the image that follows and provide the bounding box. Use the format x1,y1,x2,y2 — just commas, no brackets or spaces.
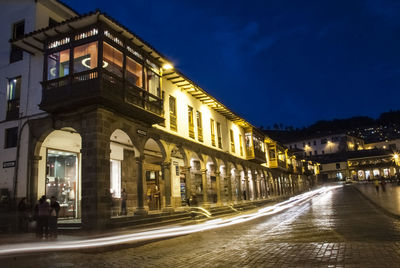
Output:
374,177,387,193
18,195,60,239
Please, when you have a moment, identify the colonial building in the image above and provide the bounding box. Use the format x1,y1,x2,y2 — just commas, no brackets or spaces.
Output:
1,0,319,229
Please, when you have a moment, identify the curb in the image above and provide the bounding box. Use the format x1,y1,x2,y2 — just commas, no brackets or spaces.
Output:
351,185,400,220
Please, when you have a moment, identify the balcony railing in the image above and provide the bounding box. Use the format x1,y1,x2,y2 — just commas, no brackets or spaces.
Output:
41,68,163,124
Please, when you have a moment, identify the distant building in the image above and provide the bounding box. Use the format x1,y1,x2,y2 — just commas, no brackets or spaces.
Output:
284,133,364,156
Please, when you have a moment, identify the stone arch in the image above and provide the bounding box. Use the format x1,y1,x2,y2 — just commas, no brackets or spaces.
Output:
142,138,166,211
168,144,188,208
109,129,137,216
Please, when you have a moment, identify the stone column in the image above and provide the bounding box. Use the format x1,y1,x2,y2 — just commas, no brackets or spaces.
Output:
162,161,173,211
244,174,250,201
28,155,42,206
252,172,258,200
134,156,147,215
236,173,242,201
80,109,111,230
227,171,233,203
201,169,208,205
215,171,222,204
184,166,192,201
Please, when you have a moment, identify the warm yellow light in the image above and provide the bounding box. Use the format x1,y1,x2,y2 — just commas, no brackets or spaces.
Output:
162,63,173,70
394,153,399,160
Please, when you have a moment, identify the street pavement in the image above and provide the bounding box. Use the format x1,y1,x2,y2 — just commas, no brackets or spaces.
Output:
2,185,400,267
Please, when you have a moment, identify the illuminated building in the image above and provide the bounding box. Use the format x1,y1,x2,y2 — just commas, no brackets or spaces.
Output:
0,0,318,229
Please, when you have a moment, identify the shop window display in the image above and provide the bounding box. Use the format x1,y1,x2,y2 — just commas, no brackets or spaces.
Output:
46,150,78,218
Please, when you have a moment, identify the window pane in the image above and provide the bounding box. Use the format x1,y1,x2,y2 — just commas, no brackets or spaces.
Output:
103,42,123,77
126,56,143,87
7,77,21,100
47,49,70,80
5,127,18,148
146,68,160,97
74,41,98,73
110,159,121,198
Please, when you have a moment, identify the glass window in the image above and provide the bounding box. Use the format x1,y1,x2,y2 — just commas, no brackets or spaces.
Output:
197,111,203,142
110,159,121,198
10,21,24,63
103,42,123,77
47,49,70,80
7,77,21,101
5,127,18,148
230,129,235,153
46,149,79,218
126,56,143,87
188,106,194,139
74,41,98,73
6,77,21,120
169,96,177,131
145,68,160,97
217,122,222,149
210,119,216,147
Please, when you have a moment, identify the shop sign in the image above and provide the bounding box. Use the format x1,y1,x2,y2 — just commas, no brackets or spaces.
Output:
3,161,16,168
137,129,147,136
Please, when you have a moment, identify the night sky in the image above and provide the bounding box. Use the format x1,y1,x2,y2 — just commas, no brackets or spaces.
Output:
64,0,400,128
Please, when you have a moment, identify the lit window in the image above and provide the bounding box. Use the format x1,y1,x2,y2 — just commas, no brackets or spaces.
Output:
210,119,216,147
6,77,21,120
217,122,222,149
48,49,70,80
169,96,177,131
103,42,123,77
110,159,121,198
188,106,194,139
197,111,203,142
145,68,160,98
126,56,143,87
74,41,98,73
230,129,235,153
239,134,243,156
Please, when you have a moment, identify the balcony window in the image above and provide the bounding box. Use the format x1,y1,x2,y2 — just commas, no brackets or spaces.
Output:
73,42,98,73
230,129,235,153
126,56,143,87
169,95,177,131
210,119,216,147
103,42,123,77
145,68,160,98
217,122,222,149
47,49,70,80
10,21,24,63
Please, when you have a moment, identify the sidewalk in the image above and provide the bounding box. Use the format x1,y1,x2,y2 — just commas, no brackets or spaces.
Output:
352,182,400,218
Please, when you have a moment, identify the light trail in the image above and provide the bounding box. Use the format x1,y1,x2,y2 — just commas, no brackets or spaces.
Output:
0,185,341,256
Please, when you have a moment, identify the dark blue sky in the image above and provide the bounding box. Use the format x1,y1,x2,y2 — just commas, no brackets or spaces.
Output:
65,0,400,128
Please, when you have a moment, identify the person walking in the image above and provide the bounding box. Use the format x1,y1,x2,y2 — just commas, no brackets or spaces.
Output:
49,196,60,238
374,179,380,193
36,195,51,239
381,177,386,192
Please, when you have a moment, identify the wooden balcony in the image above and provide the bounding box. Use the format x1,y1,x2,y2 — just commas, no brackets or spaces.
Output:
40,68,164,124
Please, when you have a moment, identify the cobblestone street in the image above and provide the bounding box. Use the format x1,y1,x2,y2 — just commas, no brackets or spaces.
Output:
4,185,400,267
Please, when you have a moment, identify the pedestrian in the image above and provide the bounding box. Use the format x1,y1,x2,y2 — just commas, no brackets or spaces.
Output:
36,195,51,239
49,196,60,238
374,179,380,193
120,188,127,216
17,198,30,232
381,178,386,192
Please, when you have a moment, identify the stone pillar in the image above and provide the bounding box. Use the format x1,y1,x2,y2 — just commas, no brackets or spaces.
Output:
236,173,242,201
29,155,42,206
215,171,222,204
201,169,208,204
162,161,173,211
80,109,111,230
227,171,233,203
122,149,136,215
184,166,192,201
201,169,208,205
245,174,250,201
252,172,258,200
134,156,147,215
